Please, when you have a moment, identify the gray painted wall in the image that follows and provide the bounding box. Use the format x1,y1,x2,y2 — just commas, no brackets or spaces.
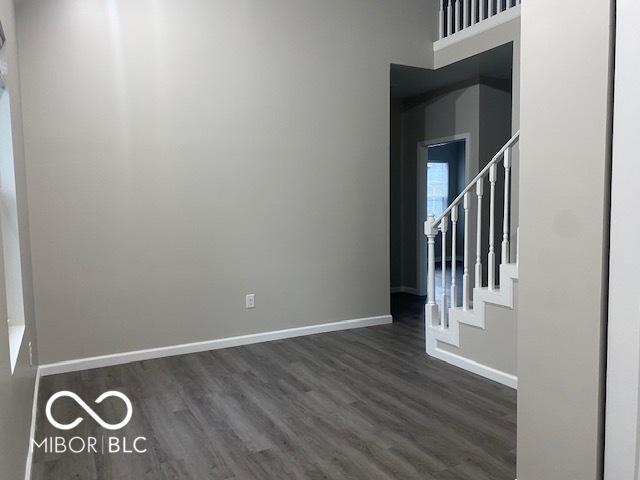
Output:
16,0,436,363
0,0,39,478
390,99,403,289
517,1,613,479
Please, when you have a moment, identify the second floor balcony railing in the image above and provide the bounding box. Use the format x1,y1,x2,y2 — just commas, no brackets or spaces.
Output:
438,0,522,40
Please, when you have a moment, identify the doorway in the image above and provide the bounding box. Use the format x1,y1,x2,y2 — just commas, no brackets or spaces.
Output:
417,136,469,297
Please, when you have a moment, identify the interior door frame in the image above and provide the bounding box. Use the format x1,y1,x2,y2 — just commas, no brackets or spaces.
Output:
604,0,640,478
416,133,470,297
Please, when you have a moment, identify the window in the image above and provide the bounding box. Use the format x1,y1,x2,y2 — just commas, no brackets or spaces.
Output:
0,85,26,374
427,162,449,217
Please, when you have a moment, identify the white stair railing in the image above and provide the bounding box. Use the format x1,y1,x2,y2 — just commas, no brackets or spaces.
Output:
425,131,520,324
438,0,522,40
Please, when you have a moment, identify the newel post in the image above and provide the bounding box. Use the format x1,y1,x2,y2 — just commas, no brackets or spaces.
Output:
425,215,437,307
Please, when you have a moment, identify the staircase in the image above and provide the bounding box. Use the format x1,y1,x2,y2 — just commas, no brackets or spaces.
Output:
425,132,520,388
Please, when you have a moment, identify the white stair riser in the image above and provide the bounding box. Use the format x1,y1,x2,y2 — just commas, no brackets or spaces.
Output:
425,263,518,388
427,263,517,339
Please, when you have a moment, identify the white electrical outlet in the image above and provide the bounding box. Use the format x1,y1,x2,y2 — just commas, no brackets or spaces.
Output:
245,294,255,309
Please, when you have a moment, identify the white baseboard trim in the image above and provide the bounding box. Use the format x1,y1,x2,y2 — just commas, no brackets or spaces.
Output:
390,286,421,295
24,366,41,480
429,342,517,389
39,315,392,377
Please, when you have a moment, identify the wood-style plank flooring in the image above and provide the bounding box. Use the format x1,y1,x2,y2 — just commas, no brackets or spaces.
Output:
32,294,516,480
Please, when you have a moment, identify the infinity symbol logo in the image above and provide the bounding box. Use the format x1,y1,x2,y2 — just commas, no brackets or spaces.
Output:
45,391,133,431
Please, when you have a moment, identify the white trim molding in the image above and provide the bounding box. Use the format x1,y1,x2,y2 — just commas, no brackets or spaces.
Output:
604,1,640,477
38,315,392,376
427,341,517,389
24,367,41,480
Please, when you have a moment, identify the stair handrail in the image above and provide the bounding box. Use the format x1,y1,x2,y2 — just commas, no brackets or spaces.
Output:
425,130,520,319
430,130,520,229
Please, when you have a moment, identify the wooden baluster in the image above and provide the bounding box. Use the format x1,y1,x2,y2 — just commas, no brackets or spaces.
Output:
501,148,511,265
451,205,458,309
475,179,483,289
472,0,478,24
447,0,453,37
440,215,448,327
480,0,486,21
426,215,436,312
463,192,470,310
455,0,461,32
490,0,496,16
488,164,497,291
439,0,445,39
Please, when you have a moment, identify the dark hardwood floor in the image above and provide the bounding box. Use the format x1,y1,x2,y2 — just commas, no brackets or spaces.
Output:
32,294,516,480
